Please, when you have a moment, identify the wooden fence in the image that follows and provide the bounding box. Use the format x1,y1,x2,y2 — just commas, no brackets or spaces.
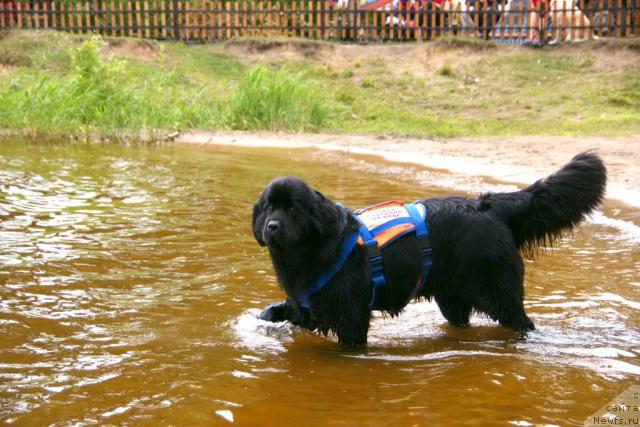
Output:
0,0,638,43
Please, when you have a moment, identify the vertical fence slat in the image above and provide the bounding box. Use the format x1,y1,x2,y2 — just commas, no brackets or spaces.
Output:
274,0,278,37
69,3,82,34
0,2,6,29
578,0,585,39
615,0,621,37
83,1,88,34
607,0,613,36
256,0,261,37
636,0,640,36
371,9,377,41
16,1,23,29
161,0,167,38
35,2,41,30
235,0,239,37
381,7,387,41
325,0,330,39
198,0,202,40
287,0,292,37
252,0,257,37
44,1,50,29
317,0,321,39
438,2,443,38
542,0,548,42
202,0,208,42
143,0,149,38
292,0,297,36
186,0,191,40
192,0,197,41
625,0,631,36
559,0,566,40
224,0,229,39
68,1,74,33
134,0,140,37
345,0,350,40
549,0,556,40
387,5,393,41
121,0,127,37
59,1,66,33
213,0,218,39
26,1,32,30
241,0,246,37
444,1,450,38
205,0,209,41
596,0,602,37
208,0,213,41
211,0,216,40
197,0,202,40
263,0,268,36
109,1,115,36
230,0,234,37
569,0,575,39
153,0,159,39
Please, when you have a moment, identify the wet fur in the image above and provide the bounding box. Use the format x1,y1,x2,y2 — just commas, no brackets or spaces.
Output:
252,152,607,346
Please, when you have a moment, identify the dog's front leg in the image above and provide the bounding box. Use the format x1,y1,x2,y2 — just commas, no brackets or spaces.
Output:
334,307,371,347
259,300,316,330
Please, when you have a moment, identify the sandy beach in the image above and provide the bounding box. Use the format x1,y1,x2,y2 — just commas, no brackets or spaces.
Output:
176,131,640,208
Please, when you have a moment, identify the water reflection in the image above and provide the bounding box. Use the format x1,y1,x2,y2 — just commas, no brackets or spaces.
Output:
0,140,638,426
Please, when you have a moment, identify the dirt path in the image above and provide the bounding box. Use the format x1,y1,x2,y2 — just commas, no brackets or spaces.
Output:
176,131,640,207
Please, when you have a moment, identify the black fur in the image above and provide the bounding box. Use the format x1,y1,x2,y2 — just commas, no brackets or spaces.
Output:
252,153,607,346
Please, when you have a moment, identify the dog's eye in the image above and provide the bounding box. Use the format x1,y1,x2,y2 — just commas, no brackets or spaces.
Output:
287,205,302,214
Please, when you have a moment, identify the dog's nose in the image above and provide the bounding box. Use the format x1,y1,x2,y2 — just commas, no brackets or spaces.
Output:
266,220,280,234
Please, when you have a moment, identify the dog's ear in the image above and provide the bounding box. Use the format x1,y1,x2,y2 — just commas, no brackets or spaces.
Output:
252,201,266,246
309,191,343,236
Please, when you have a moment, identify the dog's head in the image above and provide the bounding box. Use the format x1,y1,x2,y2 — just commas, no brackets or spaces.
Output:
252,177,346,250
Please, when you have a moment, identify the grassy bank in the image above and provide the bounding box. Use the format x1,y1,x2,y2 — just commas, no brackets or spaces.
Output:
1,30,639,138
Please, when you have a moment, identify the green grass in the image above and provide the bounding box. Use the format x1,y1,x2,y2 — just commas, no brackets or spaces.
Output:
0,35,224,134
0,30,639,138
228,65,329,131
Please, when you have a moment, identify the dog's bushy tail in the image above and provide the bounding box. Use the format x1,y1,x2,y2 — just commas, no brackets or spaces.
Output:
478,152,607,257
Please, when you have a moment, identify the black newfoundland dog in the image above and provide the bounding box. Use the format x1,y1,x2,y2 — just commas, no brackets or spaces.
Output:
252,152,606,346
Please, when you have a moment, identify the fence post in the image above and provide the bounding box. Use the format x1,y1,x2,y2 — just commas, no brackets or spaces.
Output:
172,0,179,39
320,0,326,39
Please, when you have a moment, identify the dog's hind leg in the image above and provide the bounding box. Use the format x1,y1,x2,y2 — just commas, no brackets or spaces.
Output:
436,295,473,328
472,254,536,332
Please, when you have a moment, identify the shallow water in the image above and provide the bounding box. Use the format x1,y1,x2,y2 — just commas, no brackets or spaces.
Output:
0,139,638,426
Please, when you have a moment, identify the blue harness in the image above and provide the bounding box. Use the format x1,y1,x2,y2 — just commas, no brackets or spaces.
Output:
298,201,433,309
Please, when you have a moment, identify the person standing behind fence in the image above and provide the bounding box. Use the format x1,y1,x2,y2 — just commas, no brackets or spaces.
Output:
527,0,548,41
1,0,18,24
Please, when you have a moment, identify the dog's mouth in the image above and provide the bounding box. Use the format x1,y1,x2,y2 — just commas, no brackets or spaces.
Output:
263,227,286,249
264,228,299,251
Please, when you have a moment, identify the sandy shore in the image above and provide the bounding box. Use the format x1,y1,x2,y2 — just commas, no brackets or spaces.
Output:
176,131,640,208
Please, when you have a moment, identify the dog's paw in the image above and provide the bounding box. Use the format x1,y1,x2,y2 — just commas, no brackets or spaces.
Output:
258,303,286,322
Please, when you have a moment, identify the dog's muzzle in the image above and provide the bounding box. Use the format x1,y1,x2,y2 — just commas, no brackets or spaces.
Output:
264,219,284,246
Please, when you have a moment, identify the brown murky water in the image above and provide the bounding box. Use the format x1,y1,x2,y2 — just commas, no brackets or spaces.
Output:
1,139,638,426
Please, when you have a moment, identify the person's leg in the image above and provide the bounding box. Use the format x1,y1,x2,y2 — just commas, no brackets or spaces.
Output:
529,2,540,39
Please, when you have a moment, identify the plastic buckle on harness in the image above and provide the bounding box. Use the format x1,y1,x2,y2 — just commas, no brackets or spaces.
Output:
367,245,386,308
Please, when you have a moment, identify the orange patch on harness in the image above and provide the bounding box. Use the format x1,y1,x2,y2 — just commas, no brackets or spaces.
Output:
357,223,414,247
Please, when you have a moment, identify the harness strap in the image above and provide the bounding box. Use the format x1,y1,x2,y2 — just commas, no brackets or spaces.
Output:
298,229,360,309
406,202,433,292
355,217,386,308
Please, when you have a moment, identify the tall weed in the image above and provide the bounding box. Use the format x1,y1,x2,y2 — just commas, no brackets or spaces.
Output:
227,65,329,131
